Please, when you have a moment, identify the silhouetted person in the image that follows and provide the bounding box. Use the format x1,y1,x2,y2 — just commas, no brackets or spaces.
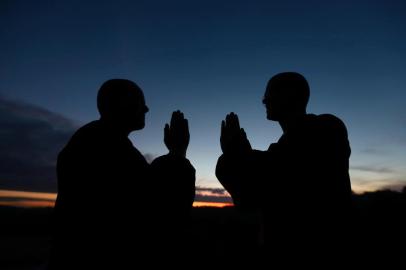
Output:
216,72,352,264
48,79,195,269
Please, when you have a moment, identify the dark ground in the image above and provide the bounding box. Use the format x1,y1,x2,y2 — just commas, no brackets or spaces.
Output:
1,189,405,269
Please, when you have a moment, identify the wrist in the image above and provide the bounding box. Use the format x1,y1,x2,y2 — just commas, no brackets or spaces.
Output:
169,149,187,158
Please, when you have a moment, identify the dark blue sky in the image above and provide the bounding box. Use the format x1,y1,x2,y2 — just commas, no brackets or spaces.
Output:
1,0,406,192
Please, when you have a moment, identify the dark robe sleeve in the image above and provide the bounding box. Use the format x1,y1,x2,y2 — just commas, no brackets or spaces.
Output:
317,114,352,212
150,154,196,217
216,150,271,210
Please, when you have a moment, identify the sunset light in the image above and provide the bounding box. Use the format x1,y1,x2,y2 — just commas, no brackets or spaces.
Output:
0,189,233,208
0,190,57,208
193,201,233,208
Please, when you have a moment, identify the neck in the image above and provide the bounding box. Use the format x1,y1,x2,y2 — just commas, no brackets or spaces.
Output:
278,113,307,134
99,117,131,137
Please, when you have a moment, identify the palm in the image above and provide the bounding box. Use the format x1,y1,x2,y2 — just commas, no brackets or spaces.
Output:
220,112,251,155
164,110,190,157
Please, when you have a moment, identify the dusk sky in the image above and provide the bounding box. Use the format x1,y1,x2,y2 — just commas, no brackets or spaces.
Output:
1,0,406,204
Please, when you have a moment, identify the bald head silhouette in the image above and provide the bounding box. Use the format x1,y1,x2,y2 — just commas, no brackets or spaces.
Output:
263,72,310,121
97,79,149,133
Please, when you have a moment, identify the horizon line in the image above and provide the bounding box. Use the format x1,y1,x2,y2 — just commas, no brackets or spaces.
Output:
0,189,233,208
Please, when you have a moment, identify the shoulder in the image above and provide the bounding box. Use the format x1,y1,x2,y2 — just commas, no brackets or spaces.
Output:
310,114,349,137
59,121,101,155
316,114,346,127
71,121,102,141
152,154,195,170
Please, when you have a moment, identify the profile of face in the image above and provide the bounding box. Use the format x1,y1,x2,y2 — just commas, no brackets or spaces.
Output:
262,72,309,121
119,89,149,131
97,79,149,132
263,86,285,121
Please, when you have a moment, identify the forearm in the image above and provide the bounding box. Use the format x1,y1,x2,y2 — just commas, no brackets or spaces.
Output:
216,151,264,209
151,154,196,210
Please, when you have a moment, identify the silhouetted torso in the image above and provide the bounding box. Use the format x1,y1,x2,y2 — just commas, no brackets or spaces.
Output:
49,120,195,268
216,113,351,261
264,114,351,211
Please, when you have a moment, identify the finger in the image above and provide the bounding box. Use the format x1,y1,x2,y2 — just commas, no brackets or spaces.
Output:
228,112,235,129
231,113,240,130
226,112,239,133
179,112,185,130
164,123,170,137
225,113,233,130
241,128,247,138
170,111,179,127
178,116,187,130
184,118,190,137
173,110,184,125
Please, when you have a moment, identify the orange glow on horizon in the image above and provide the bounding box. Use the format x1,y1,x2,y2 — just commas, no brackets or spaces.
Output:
0,189,234,208
193,201,233,208
0,199,55,208
0,189,57,208
0,189,57,200
0,199,233,208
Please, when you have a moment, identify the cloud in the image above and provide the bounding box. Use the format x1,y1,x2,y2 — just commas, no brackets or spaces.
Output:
351,176,406,193
379,182,406,192
360,148,385,155
351,165,395,174
194,194,233,203
196,186,228,195
195,186,232,203
0,96,78,192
